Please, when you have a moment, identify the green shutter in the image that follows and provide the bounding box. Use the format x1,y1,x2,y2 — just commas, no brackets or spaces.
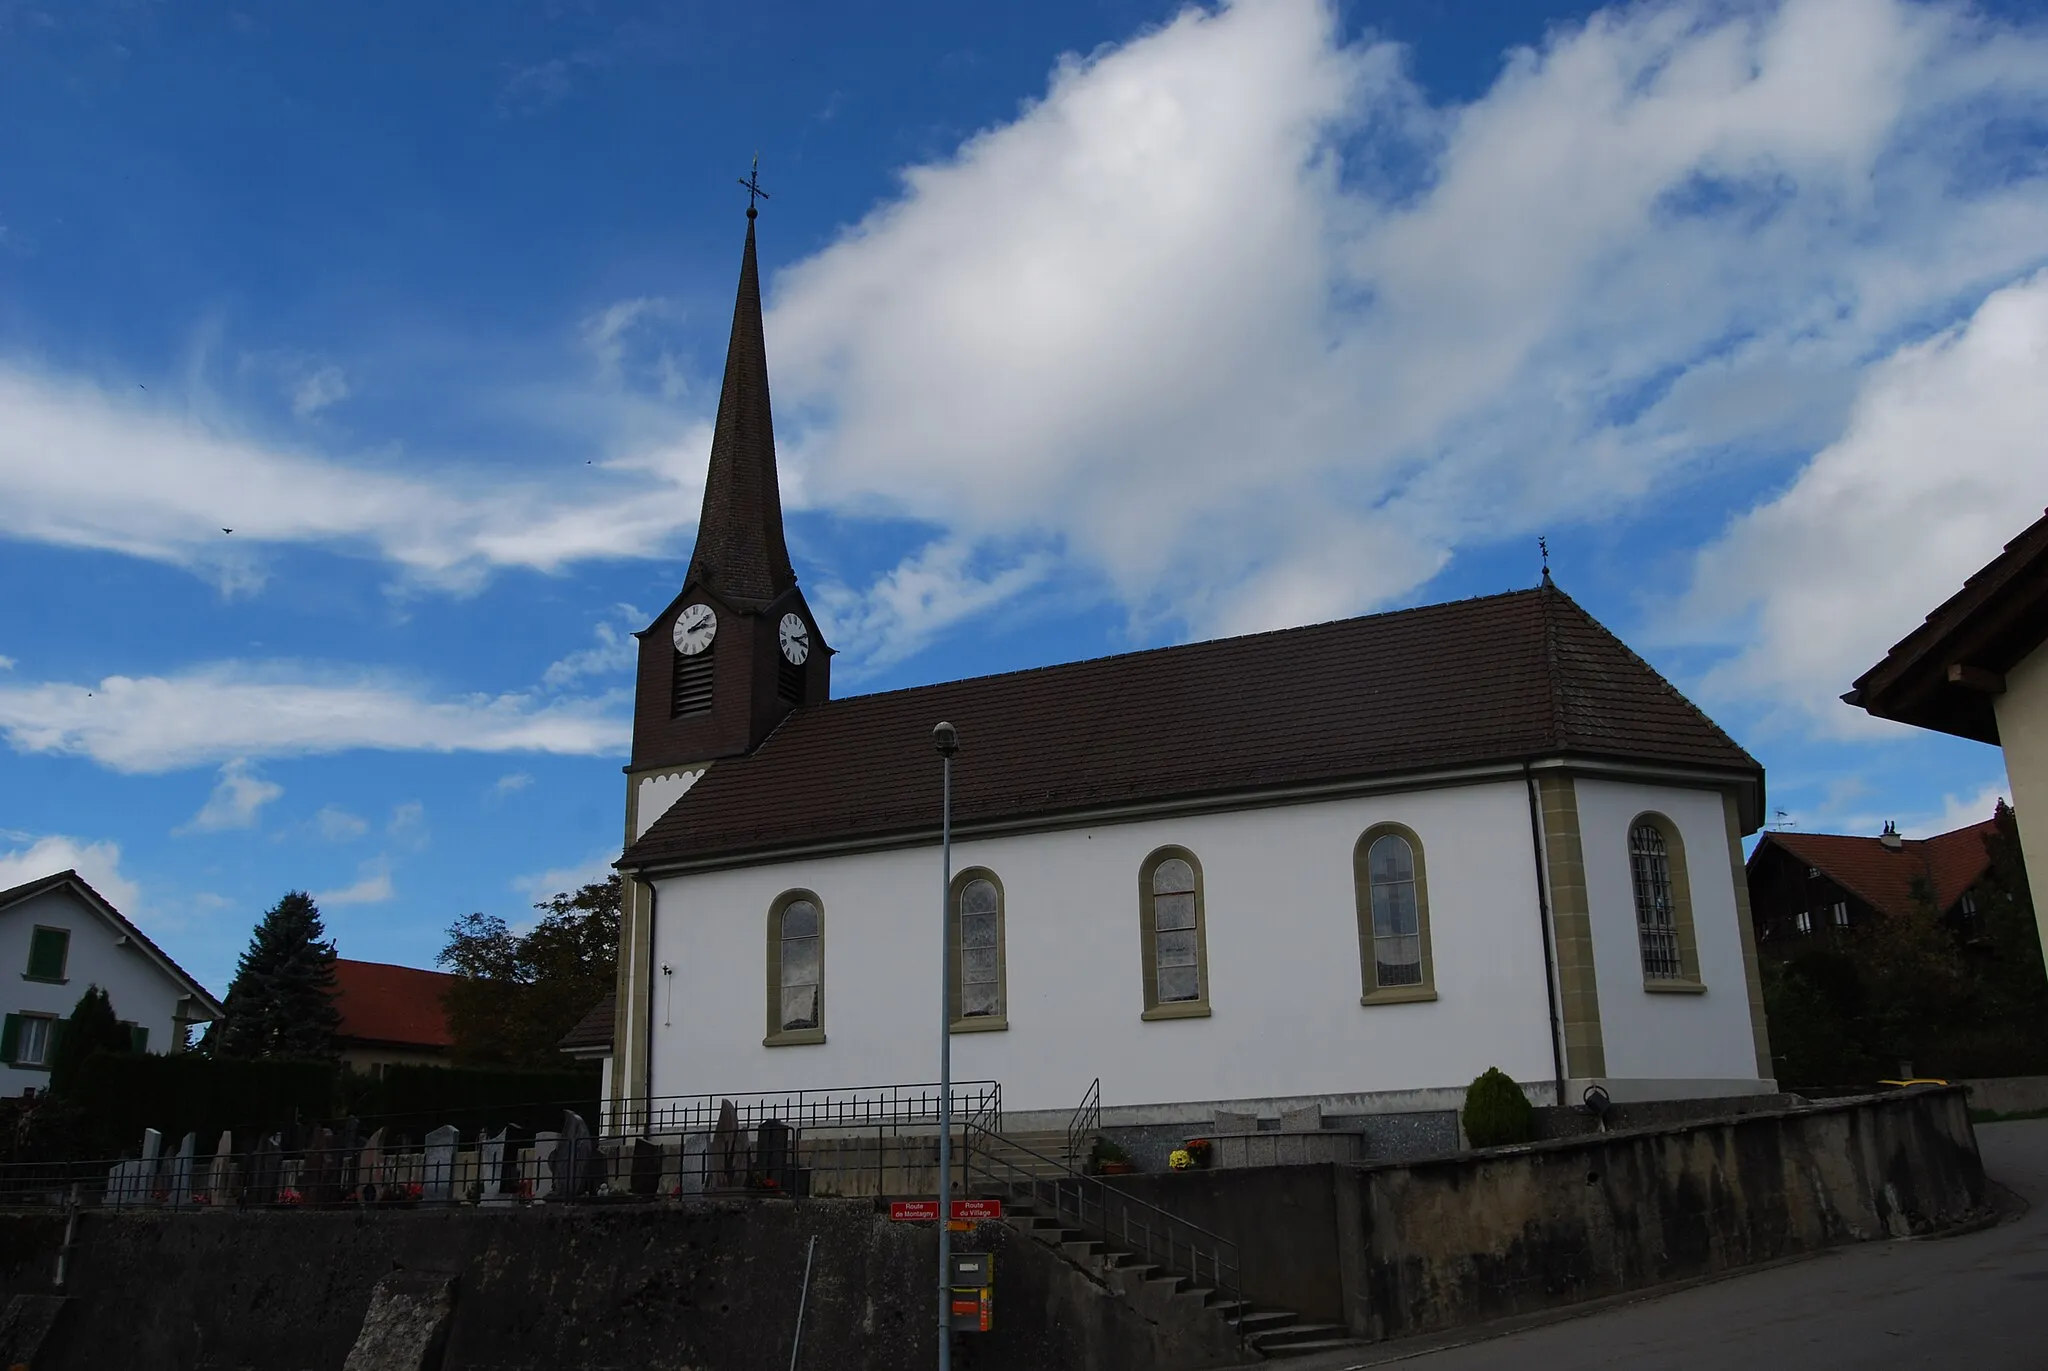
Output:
26,927,69,981
129,1024,149,1055
1,1014,18,1064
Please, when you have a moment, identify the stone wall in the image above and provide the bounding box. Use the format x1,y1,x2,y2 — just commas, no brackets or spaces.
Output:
0,1199,1242,1371
1961,1075,2048,1116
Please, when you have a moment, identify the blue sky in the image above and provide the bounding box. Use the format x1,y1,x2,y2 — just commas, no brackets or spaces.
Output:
2,0,2046,999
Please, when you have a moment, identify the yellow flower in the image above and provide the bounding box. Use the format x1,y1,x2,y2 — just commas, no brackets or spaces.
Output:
1168,1148,1194,1171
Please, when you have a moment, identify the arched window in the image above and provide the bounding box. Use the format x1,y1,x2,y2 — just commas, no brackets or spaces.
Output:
1139,848,1211,1019
1628,815,1702,988
949,869,1007,1031
1355,824,1437,1003
765,892,825,1045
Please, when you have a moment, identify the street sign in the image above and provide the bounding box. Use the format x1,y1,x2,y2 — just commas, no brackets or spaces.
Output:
889,1200,940,1221
951,1199,1003,1221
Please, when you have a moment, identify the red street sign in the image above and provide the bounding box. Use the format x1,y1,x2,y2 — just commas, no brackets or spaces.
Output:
951,1199,1003,1221
890,1200,941,1221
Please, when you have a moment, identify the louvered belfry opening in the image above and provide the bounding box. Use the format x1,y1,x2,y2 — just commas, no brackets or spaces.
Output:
777,655,804,704
672,646,714,717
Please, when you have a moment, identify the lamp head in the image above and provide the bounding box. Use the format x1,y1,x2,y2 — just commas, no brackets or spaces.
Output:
932,721,959,757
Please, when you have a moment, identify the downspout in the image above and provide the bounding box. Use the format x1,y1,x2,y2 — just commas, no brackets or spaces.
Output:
643,878,659,1129
1524,764,1568,1104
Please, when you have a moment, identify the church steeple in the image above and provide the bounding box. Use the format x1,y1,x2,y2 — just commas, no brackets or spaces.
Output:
627,191,831,780
686,209,796,608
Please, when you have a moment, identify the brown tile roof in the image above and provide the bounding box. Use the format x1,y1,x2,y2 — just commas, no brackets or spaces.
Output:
622,583,1761,870
0,869,224,1017
330,959,457,1050
1847,508,2048,744
1753,820,1997,920
686,213,796,611
558,993,615,1055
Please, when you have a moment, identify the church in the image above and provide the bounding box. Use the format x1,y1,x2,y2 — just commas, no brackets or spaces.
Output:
607,205,1776,1133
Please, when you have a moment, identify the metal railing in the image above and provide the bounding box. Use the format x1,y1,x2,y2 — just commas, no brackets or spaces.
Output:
1065,1077,1101,1173
961,1122,1241,1311
610,1080,1001,1140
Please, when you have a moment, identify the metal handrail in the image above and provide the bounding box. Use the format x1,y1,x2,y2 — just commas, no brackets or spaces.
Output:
1065,1077,1101,1173
613,1080,1002,1140
961,1122,1241,1311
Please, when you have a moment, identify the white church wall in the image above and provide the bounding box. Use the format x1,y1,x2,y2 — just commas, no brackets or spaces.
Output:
1573,778,1764,1092
3,886,194,1095
648,779,1560,1117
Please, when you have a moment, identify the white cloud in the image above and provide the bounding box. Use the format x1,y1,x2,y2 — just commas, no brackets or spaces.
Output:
767,0,2048,642
0,834,143,915
174,758,284,834
314,806,368,841
1905,779,2011,838
493,772,533,797
542,607,641,689
0,662,628,773
1684,270,2048,732
0,656,14,671
386,801,428,850
317,858,393,907
290,364,350,418
816,540,1055,674
515,850,619,904
0,366,708,591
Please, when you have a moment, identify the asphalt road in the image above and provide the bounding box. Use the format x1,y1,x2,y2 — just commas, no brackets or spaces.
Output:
1269,1118,2048,1371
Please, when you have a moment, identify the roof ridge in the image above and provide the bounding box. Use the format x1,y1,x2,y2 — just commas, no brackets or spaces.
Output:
816,586,1550,713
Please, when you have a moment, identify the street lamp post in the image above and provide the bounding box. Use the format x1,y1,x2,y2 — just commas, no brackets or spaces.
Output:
932,720,959,1371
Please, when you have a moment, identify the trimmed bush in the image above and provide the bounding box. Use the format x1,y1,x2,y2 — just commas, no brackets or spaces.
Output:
1461,1067,1535,1148
71,1052,336,1154
341,1062,600,1138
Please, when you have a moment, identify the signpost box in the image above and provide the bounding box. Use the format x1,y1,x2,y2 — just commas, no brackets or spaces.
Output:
948,1251,994,1333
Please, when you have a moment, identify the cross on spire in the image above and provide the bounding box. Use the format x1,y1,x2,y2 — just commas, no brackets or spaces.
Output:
738,154,770,219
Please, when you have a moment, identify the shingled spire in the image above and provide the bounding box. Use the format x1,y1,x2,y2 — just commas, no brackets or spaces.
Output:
686,209,796,608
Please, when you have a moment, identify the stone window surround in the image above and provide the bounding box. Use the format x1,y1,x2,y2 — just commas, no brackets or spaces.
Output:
1353,822,1439,1005
1628,811,1706,992
1138,845,1212,1021
763,888,826,1046
947,867,1009,1033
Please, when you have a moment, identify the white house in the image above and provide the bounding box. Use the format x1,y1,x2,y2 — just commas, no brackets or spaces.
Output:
606,209,1776,1128
1,870,225,1094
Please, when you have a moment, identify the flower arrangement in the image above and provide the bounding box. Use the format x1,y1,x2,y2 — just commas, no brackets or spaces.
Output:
1186,1138,1213,1168
402,1182,424,1203
276,1187,304,1208
517,1178,535,1200
1089,1137,1134,1175
192,1191,212,1207
1168,1149,1195,1171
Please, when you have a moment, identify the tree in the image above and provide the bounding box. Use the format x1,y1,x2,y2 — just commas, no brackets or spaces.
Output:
48,985,135,1097
210,890,341,1059
439,875,619,1068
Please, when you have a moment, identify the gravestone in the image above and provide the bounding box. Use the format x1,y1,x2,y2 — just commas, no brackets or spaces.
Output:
552,1111,596,1199
711,1099,745,1190
478,1128,508,1204
1213,1110,1258,1135
422,1126,460,1203
303,1126,341,1205
206,1131,235,1205
630,1137,662,1197
336,1117,362,1198
165,1132,198,1207
248,1133,283,1206
357,1127,386,1201
676,1132,709,1195
531,1132,559,1200
1280,1103,1324,1133
755,1119,791,1192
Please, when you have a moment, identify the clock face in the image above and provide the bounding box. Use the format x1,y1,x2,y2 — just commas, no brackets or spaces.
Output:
672,603,718,656
778,612,811,665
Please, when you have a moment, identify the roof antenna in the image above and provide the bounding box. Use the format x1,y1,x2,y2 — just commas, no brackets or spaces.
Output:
1538,535,1553,587
738,153,770,220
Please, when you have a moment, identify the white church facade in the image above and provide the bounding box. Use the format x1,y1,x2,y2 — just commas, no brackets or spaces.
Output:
608,208,1775,1128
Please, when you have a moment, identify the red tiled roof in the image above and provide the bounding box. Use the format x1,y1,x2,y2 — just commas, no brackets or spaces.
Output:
331,959,458,1050
623,583,1762,870
1754,820,1998,920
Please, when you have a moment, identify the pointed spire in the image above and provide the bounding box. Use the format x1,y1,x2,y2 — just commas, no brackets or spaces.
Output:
686,209,796,607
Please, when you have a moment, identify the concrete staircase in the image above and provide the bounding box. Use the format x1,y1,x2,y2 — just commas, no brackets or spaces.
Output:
977,1128,1366,1362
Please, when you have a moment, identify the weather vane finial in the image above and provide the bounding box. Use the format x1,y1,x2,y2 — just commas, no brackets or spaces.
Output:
1539,535,1552,586
738,154,770,219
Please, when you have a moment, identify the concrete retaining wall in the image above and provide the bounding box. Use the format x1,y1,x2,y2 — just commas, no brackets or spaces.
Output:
0,1199,1241,1371
1343,1085,1985,1340
1961,1075,2048,1116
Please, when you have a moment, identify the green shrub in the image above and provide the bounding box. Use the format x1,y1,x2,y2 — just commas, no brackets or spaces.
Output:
71,1052,336,1154
1461,1067,1535,1148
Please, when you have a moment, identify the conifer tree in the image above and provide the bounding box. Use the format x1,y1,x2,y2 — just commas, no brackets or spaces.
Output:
212,890,341,1059
48,985,136,1097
